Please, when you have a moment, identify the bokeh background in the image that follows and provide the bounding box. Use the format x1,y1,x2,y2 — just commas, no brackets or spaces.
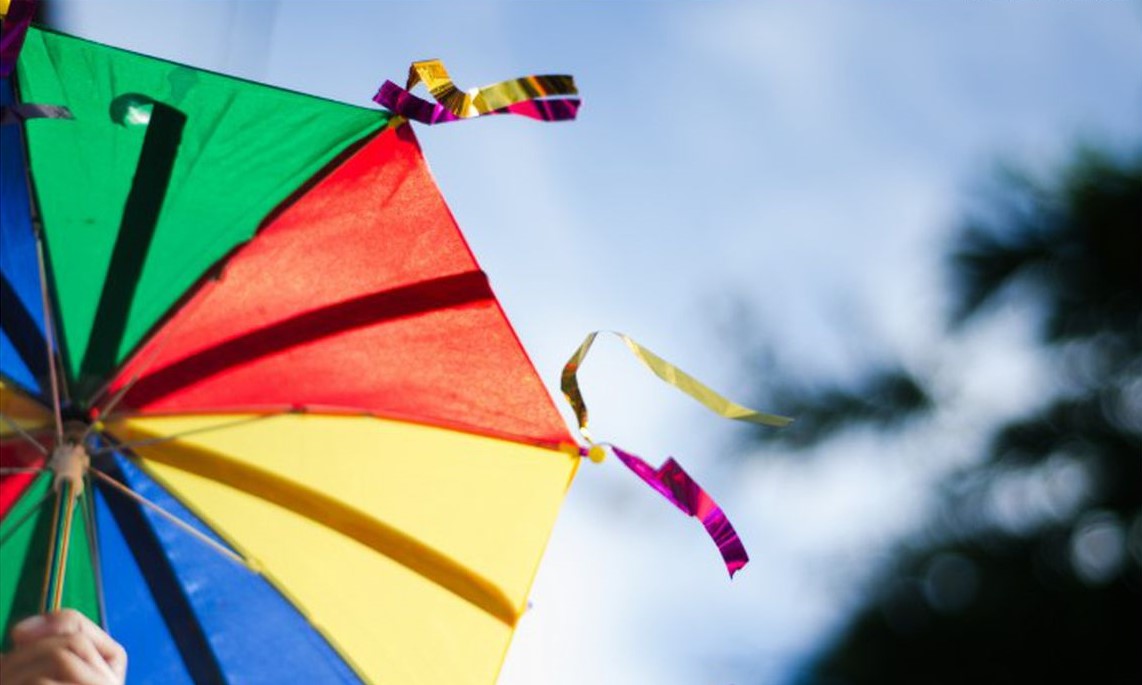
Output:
32,1,1142,683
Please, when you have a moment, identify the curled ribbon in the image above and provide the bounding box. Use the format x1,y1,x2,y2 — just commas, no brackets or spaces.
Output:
560,331,792,578
373,58,579,125
610,445,750,577
561,330,793,441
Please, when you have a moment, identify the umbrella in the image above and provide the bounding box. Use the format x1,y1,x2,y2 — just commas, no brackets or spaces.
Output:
1,8,791,684
0,17,587,684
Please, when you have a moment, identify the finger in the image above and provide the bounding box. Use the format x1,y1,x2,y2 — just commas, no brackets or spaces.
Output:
10,610,126,679
72,618,126,680
9,612,54,643
0,637,110,685
58,632,124,685
6,631,121,685
10,609,87,642
103,636,128,681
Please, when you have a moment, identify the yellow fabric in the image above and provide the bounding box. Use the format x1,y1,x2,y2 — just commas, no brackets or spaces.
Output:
0,380,52,437
105,414,578,685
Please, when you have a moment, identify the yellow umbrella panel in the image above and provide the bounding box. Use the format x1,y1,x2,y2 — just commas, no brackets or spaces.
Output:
106,414,577,684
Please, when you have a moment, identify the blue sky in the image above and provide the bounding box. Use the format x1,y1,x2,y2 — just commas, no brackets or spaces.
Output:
53,2,1142,683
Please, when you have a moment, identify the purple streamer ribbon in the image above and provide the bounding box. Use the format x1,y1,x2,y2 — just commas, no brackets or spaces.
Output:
0,103,71,125
605,445,749,577
373,80,580,125
0,0,36,78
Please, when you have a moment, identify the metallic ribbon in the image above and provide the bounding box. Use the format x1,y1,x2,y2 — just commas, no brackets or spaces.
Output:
561,331,793,442
0,0,34,78
608,445,749,577
0,103,72,125
373,58,579,125
561,331,792,577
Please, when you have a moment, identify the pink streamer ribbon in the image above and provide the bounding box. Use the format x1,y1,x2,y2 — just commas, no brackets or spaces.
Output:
604,445,749,577
0,0,35,78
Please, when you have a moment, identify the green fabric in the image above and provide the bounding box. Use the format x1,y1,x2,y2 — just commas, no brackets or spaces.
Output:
0,474,100,649
16,28,389,398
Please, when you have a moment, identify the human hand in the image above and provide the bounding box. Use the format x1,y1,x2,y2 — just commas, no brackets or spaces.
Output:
0,610,127,685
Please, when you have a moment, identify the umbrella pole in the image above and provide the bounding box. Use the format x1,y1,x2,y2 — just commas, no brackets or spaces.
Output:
41,441,88,612
40,479,78,612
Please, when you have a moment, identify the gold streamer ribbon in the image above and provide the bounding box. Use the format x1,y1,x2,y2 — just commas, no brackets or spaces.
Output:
405,59,577,118
561,331,793,444
374,59,579,124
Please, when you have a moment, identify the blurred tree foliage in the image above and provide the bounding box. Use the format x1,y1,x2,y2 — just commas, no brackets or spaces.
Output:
759,147,1141,684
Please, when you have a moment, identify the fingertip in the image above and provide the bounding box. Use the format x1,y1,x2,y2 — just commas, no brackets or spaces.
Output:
53,608,92,639
10,609,85,643
108,641,129,680
9,612,48,642
54,608,86,626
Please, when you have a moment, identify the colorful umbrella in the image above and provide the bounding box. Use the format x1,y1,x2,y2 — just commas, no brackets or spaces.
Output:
0,15,590,683
1,7,790,684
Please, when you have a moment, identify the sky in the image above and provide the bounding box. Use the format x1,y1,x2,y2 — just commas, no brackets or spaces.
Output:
48,2,1142,683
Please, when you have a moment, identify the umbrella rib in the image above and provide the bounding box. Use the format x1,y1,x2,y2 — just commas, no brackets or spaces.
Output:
0,411,50,454
93,458,231,682
83,292,216,443
88,413,287,457
89,466,255,570
81,475,110,630
87,382,132,437
41,478,81,612
33,231,64,444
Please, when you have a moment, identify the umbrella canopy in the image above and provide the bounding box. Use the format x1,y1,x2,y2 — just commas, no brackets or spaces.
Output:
1,23,581,684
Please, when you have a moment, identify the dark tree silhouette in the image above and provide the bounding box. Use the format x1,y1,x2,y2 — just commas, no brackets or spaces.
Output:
754,147,1142,684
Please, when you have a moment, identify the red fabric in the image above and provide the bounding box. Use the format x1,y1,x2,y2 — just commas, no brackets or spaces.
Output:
109,124,573,448
0,438,49,517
